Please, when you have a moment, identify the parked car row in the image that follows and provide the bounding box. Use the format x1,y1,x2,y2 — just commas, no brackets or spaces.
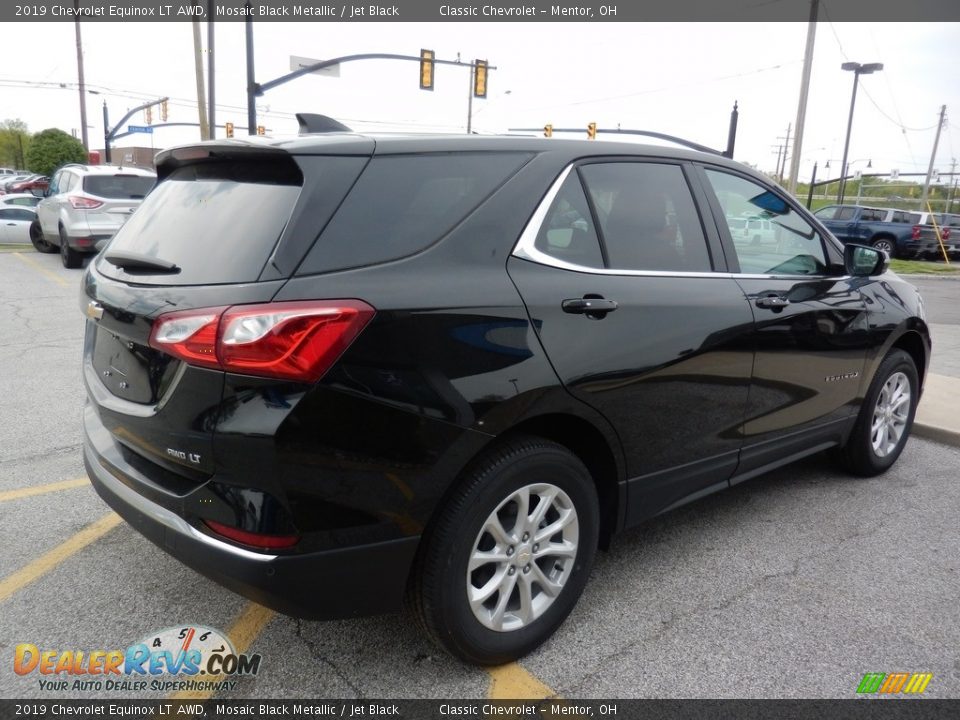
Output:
814,203,960,259
0,173,48,196
29,163,156,267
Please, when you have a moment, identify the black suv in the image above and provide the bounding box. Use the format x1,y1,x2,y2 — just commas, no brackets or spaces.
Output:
81,132,930,665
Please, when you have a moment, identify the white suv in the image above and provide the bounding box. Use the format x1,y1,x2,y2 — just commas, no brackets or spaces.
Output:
32,164,156,267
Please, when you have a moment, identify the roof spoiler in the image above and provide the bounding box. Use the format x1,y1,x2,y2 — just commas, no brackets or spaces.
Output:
296,113,352,135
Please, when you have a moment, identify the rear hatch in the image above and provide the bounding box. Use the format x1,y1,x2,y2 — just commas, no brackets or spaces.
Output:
80,173,156,232
82,143,371,486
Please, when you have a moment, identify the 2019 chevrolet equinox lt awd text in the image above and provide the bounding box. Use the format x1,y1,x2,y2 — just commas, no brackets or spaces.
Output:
80,131,930,665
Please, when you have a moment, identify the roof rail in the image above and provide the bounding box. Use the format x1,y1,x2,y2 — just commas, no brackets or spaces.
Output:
508,127,724,156
296,113,353,135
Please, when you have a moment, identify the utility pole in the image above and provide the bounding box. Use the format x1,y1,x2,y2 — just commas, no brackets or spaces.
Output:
245,3,257,136
920,105,947,208
466,61,474,133
207,10,216,139
788,0,819,193
192,19,209,140
772,144,784,181
776,123,792,183
947,158,958,213
74,2,89,153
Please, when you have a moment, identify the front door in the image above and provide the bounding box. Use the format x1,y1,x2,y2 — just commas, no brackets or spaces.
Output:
697,166,869,480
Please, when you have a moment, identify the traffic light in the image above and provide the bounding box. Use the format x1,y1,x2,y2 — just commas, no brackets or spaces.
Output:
587,122,597,140
473,60,488,98
225,122,234,138
161,99,168,122
145,106,152,125
419,49,435,91
257,125,266,136
544,124,553,138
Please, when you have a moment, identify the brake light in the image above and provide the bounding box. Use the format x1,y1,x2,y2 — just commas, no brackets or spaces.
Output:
203,519,299,550
70,196,104,209
911,225,921,240
148,300,375,382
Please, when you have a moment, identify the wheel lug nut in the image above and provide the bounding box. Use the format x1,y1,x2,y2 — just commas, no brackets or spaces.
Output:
532,543,539,552
522,532,530,541
523,564,531,573
506,547,514,556
508,566,516,576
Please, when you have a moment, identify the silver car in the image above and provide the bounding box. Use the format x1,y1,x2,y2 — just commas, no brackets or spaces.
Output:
32,163,156,267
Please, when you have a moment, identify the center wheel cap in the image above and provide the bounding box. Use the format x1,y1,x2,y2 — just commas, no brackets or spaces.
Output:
516,548,532,565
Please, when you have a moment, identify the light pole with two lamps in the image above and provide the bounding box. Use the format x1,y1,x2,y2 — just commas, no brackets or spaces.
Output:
836,61,883,204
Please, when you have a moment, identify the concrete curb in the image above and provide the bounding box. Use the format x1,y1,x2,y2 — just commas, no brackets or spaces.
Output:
913,422,960,448
913,373,960,448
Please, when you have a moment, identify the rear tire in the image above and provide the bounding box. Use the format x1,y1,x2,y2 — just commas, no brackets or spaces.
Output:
30,222,56,253
408,437,599,665
838,350,918,476
59,225,82,269
871,237,895,258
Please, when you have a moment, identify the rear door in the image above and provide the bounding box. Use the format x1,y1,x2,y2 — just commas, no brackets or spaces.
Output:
509,159,755,523
697,165,868,481
81,173,155,233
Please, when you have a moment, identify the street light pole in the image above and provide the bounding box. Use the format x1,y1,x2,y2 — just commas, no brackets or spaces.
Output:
837,61,883,204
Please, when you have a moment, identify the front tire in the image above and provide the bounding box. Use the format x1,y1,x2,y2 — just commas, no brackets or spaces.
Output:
838,349,918,476
408,437,599,665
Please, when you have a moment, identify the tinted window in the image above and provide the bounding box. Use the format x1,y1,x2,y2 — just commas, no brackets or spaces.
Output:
534,172,603,269
0,207,35,221
835,207,857,221
83,174,155,199
579,163,711,272
5,196,39,207
298,153,531,275
906,213,922,224
860,208,883,222
705,169,828,276
98,158,301,286
814,206,838,220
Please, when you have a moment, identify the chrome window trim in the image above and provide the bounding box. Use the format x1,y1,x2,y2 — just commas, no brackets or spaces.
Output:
511,162,852,282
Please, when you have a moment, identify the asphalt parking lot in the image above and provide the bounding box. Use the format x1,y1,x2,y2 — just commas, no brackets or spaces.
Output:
1,248,958,700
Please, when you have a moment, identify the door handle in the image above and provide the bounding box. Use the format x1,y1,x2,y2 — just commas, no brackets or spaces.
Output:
562,297,618,316
755,294,790,309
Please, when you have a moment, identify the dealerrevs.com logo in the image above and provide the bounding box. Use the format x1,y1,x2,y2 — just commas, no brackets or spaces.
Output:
14,625,262,694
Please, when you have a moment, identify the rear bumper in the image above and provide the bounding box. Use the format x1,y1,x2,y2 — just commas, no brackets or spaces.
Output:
83,407,420,620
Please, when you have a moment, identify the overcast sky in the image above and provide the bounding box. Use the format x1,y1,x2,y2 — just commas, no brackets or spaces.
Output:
2,20,959,184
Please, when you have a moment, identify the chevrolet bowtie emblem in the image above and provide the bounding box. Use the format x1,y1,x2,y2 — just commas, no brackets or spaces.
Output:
86,301,104,321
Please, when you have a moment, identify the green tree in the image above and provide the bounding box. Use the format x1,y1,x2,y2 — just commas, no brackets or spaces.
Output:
24,128,87,176
0,119,31,169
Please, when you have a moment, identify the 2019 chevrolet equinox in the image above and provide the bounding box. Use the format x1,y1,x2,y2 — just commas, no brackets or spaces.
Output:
80,131,930,665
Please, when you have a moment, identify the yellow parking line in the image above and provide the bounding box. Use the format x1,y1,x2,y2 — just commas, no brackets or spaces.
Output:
11,251,69,287
487,662,555,699
0,477,89,503
0,512,122,603
169,602,276,700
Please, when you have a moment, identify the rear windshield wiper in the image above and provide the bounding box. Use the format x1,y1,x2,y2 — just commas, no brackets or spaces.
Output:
104,251,180,273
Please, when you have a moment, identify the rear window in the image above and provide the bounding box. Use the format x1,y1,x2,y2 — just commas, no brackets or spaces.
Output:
97,158,301,286
297,152,531,275
83,174,155,199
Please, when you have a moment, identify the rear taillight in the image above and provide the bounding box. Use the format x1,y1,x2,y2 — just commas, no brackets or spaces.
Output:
203,519,299,550
148,300,375,382
69,196,103,209
911,225,920,239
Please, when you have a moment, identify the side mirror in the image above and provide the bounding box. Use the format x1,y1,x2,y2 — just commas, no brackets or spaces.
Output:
844,243,888,277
